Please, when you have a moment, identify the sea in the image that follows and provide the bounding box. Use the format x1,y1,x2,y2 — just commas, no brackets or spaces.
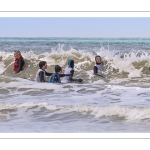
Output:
1,37,150,133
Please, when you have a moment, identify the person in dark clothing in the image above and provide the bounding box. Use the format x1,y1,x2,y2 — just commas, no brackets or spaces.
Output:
35,61,53,82
48,65,62,83
14,50,25,74
93,55,104,77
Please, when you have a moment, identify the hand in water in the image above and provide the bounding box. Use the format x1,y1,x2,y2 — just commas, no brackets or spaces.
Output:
78,79,83,82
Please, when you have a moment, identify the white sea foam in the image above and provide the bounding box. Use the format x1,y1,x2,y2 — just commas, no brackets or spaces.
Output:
1,102,150,121
0,49,150,78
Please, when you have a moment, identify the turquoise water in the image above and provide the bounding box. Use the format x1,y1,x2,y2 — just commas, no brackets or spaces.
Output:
0,37,150,53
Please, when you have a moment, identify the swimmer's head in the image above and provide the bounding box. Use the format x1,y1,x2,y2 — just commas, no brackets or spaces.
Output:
14,50,21,59
95,55,101,64
55,65,62,74
39,61,47,70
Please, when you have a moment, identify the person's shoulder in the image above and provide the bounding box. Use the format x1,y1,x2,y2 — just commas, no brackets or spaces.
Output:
52,72,57,76
56,73,60,77
94,64,97,67
64,66,69,70
20,57,24,61
38,70,44,75
38,68,43,71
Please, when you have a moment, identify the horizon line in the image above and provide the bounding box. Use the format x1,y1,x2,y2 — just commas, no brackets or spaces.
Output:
0,37,150,38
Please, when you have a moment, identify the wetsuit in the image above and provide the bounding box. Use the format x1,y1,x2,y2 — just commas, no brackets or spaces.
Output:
35,69,52,82
62,59,82,83
14,56,25,74
48,73,71,83
48,72,61,83
62,67,74,83
62,59,75,83
93,62,103,75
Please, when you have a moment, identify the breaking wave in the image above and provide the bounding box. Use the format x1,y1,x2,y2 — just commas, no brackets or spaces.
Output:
1,102,150,121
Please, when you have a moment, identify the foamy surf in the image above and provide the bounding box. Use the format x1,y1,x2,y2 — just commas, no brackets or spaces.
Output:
1,37,150,132
0,49,150,84
1,102,150,121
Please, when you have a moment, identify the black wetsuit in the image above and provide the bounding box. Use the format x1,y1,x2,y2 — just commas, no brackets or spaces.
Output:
93,62,103,75
39,70,52,82
38,70,71,82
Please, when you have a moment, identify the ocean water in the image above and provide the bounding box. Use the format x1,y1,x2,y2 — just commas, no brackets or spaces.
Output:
1,37,150,132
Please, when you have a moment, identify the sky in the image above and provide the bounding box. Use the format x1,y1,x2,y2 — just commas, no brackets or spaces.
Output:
1,17,150,38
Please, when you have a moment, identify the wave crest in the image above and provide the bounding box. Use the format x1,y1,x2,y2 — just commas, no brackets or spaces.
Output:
0,49,150,83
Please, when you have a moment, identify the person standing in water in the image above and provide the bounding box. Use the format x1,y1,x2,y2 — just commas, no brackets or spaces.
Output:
93,55,103,76
61,59,74,83
48,65,62,83
14,50,25,74
35,61,53,82
62,59,83,83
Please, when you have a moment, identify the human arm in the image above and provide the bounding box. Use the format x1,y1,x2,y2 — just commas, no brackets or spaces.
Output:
70,70,74,78
93,66,98,75
59,69,74,78
59,74,71,77
68,70,74,81
45,71,53,76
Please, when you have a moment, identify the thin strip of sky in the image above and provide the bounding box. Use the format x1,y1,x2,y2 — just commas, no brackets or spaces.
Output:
0,17,150,38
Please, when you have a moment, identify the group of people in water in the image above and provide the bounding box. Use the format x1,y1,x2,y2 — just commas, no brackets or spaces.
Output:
13,50,103,83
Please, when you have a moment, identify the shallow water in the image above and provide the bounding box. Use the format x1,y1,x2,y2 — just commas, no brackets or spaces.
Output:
1,37,150,132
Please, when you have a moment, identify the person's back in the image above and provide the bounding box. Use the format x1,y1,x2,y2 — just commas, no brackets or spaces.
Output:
49,72,61,83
